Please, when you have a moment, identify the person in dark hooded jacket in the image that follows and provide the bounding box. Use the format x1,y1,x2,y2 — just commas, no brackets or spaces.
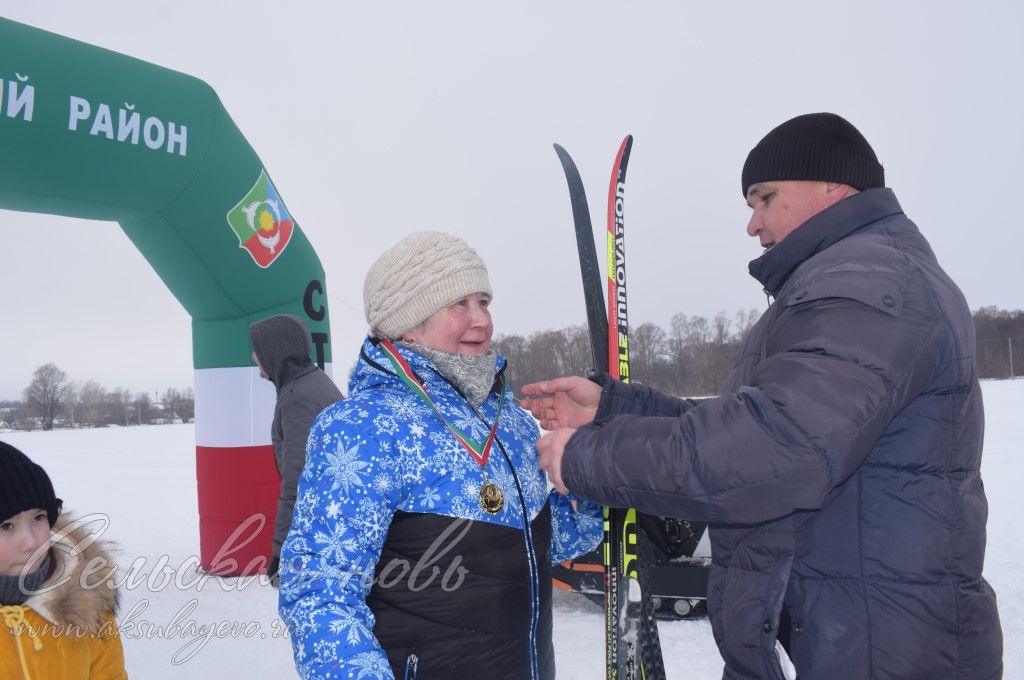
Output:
522,113,1002,679
250,314,342,585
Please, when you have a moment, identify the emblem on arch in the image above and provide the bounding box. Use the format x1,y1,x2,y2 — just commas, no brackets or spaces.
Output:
226,169,294,268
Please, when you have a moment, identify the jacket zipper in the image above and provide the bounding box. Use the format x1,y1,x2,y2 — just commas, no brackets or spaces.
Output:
402,353,540,679
404,653,419,680
495,437,541,680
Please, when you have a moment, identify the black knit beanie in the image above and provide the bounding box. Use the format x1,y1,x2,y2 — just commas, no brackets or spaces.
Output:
741,113,884,197
0,440,62,527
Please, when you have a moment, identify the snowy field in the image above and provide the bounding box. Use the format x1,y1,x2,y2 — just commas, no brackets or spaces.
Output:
3,378,1021,678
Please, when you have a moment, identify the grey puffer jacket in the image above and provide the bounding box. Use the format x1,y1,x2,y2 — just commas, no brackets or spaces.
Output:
563,189,1002,679
250,314,342,562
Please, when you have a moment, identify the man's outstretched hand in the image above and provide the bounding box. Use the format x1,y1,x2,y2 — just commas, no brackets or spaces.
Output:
520,376,602,431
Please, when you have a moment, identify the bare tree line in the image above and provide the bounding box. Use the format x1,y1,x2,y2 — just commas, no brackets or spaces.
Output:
494,309,761,397
5,307,1019,431
2,363,194,431
495,306,1024,396
974,307,1024,379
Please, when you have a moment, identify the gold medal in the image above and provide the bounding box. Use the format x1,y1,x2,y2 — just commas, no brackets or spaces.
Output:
479,481,505,514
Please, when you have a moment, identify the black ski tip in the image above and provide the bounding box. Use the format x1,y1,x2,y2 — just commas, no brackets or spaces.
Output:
553,143,584,180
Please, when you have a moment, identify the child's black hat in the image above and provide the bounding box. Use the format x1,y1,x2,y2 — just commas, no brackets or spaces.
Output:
0,440,62,526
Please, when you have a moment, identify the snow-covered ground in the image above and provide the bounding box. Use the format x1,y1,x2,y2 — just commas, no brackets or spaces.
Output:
3,378,1020,678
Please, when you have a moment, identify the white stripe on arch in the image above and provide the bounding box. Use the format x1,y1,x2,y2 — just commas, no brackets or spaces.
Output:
193,364,334,446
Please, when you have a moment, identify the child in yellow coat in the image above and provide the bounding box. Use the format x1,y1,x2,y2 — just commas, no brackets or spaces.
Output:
0,440,127,679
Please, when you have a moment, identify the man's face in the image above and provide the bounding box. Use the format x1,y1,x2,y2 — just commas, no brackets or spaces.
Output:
251,352,269,380
745,180,852,249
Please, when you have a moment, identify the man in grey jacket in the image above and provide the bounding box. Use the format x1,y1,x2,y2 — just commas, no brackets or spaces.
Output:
251,314,342,586
523,114,1002,679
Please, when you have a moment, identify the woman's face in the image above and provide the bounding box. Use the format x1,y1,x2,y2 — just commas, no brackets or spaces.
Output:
0,508,51,577
404,292,493,355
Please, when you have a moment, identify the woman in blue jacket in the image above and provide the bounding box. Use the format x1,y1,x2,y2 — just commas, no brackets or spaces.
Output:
279,231,602,680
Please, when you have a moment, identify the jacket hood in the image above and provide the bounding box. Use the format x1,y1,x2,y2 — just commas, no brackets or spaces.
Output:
27,512,120,633
748,188,904,296
250,315,316,392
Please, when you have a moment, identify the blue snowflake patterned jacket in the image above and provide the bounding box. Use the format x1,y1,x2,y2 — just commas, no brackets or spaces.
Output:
279,338,602,680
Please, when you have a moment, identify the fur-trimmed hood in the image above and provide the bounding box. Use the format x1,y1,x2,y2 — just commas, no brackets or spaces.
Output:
25,513,120,634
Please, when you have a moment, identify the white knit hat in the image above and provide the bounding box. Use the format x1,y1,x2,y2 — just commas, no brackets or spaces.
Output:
364,231,493,339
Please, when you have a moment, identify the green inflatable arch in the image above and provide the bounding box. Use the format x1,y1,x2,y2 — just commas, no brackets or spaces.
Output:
0,18,333,575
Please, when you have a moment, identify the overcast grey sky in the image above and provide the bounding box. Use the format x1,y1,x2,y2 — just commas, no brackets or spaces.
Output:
2,1,1022,400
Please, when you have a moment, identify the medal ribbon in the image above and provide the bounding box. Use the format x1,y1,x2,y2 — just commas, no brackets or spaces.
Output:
378,339,505,467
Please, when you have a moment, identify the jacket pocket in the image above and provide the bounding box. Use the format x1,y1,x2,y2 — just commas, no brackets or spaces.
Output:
717,549,794,680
